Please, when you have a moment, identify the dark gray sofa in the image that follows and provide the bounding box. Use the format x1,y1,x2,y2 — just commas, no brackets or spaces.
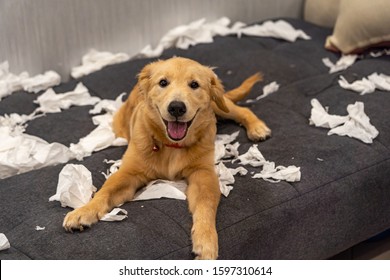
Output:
1,18,389,259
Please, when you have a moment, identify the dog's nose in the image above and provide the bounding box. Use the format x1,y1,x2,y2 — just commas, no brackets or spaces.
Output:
168,101,187,118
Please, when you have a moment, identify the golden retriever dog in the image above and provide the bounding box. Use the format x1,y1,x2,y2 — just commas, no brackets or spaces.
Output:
63,57,271,259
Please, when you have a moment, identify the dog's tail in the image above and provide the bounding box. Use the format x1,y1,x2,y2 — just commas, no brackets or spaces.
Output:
224,72,263,103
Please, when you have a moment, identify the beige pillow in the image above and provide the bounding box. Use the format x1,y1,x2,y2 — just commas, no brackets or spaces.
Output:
325,0,390,54
304,0,340,28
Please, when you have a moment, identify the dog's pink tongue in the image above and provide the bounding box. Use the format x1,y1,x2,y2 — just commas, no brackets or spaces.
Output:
167,121,187,140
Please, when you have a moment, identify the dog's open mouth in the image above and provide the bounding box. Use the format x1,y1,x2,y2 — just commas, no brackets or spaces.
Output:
163,120,193,141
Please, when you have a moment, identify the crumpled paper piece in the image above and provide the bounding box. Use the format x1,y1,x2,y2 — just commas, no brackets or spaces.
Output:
236,144,301,183
20,71,61,93
0,233,10,251
0,125,72,179
140,18,310,58
133,180,188,201
70,93,128,160
245,81,280,103
237,20,311,42
309,98,349,129
322,54,358,73
35,82,101,113
338,73,390,95
0,61,29,100
71,49,130,79
49,164,127,221
0,61,61,100
309,98,378,144
35,226,45,231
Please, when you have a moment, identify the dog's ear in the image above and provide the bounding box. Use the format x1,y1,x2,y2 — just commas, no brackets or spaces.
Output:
137,63,153,94
209,72,229,113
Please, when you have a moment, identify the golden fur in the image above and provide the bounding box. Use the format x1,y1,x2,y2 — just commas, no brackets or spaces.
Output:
63,57,270,259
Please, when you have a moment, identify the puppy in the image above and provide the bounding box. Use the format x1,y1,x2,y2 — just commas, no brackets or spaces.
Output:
63,57,270,259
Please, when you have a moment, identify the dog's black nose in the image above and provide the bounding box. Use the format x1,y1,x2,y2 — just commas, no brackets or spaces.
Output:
168,101,187,117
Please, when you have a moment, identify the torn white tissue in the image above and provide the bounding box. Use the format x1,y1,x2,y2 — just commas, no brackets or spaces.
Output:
0,61,61,99
338,73,390,95
100,208,128,222
50,164,128,221
214,131,240,162
133,180,187,201
71,49,130,79
0,233,10,251
21,71,61,93
238,20,311,42
246,81,279,103
252,161,301,183
0,125,72,179
237,144,301,183
49,164,97,209
0,61,29,100
70,92,128,160
35,226,45,231
140,18,310,58
309,98,378,144
89,92,126,115
215,163,248,197
235,144,267,167
322,54,358,74
309,98,349,129
328,102,379,144
35,82,101,113
102,159,122,179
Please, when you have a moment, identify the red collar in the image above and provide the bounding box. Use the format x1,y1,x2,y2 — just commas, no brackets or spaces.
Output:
152,141,185,152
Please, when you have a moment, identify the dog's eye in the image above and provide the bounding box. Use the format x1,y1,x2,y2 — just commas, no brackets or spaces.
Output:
189,81,199,89
159,79,169,88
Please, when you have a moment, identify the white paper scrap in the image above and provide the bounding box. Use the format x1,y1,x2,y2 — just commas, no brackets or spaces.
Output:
35,83,100,113
21,71,61,93
102,159,122,179
71,49,130,79
215,162,235,197
310,98,378,144
0,61,29,100
309,98,349,129
322,54,358,74
246,81,279,103
0,233,10,251
235,144,267,167
100,208,128,222
49,164,97,209
35,226,45,231
0,125,72,179
238,20,311,42
252,161,301,183
214,131,240,162
328,102,379,144
338,73,390,95
133,180,187,201
140,18,310,58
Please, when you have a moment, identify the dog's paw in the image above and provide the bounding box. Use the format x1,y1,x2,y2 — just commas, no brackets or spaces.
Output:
247,121,271,141
191,226,218,260
63,206,102,232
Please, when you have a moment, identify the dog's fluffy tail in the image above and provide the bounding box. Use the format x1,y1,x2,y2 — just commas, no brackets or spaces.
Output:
224,72,263,103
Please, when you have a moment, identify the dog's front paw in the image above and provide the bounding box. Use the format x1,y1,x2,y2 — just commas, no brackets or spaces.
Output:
191,225,218,260
247,121,271,141
63,206,103,232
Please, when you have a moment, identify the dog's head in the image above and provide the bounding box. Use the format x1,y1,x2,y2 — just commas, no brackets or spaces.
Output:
137,57,229,142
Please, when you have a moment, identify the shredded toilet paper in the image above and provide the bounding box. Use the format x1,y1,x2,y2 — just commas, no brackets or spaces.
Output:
322,54,358,73
338,73,390,95
0,61,61,100
70,93,128,160
0,233,10,251
245,81,279,103
20,71,61,93
309,98,378,144
71,49,130,79
50,164,127,221
140,18,310,58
